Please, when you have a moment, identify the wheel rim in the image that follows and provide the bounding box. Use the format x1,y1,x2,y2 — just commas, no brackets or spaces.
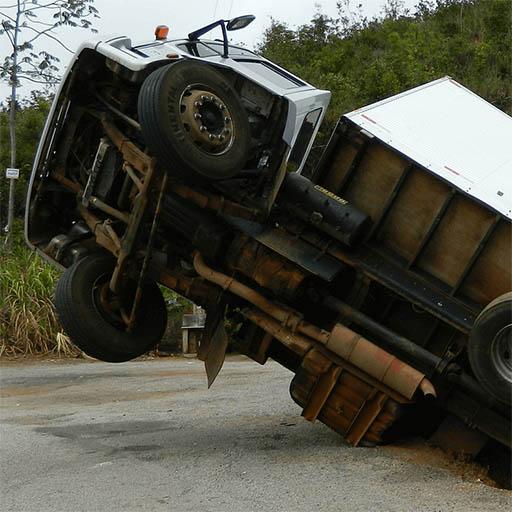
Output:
490,324,512,383
179,85,235,156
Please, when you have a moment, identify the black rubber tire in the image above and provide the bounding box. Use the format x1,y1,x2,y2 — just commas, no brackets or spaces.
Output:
54,253,168,363
138,60,250,180
468,292,512,406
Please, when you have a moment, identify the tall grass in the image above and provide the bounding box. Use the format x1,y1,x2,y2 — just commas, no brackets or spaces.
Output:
0,235,77,358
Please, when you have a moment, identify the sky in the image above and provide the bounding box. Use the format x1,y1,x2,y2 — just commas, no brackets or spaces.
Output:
0,0,419,100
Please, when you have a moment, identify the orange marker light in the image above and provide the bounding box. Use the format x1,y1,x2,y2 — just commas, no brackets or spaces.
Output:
155,25,169,40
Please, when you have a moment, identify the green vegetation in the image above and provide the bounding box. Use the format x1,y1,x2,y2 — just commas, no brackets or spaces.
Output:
0,222,76,357
258,0,511,165
1,0,510,356
0,92,52,228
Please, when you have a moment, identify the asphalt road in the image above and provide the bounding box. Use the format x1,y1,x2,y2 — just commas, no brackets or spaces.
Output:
1,356,510,512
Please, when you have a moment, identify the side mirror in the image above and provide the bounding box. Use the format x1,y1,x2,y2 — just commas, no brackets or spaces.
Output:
226,15,255,31
188,15,256,58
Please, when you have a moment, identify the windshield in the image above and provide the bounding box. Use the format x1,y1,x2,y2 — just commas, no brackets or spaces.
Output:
176,41,257,57
234,60,306,89
204,42,256,56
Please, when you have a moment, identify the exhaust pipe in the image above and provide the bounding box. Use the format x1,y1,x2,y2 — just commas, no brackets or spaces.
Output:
193,252,435,400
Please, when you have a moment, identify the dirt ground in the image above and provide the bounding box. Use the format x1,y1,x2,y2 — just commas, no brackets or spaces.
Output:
1,356,511,512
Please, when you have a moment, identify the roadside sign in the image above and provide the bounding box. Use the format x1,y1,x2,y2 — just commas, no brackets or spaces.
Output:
6,168,20,179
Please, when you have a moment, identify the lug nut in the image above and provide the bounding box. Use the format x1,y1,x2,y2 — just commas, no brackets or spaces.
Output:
225,117,231,124
200,95,207,101
194,101,202,108
219,104,226,110
219,135,225,142
208,134,216,141
200,125,207,132
194,113,202,120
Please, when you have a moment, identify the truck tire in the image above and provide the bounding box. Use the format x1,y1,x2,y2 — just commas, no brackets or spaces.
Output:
468,292,512,405
54,253,167,362
138,60,250,180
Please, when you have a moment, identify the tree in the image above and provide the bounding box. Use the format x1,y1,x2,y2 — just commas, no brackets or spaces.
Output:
258,0,511,173
0,92,52,226
259,0,511,120
0,0,99,248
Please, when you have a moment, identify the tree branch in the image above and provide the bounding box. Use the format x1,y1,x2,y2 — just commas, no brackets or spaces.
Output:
24,17,55,28
20,70,59,80
0,24,16,48
25,23,58,44
0,9,17,22
17,73,58,84
24,23,74,52
20,1,65,15
22,58,57,75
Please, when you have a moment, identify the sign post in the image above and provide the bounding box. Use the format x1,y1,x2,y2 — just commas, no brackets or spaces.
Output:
6,168,20,180
5,168,19,249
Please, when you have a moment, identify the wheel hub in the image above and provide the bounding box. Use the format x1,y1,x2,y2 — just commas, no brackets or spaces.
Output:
491,324,512,383
94,275,134,330
180,87,234,155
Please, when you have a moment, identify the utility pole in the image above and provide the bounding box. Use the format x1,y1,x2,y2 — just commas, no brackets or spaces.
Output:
0,104,3,235
1,0,99,249
5,0,20,250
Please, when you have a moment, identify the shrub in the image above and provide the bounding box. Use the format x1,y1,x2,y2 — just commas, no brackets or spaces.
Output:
0,232,77,357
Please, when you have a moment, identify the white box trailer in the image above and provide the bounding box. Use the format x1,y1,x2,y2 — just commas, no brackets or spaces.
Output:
344,76,511,218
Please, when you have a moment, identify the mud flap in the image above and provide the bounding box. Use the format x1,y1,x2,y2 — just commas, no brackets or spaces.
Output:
198,303,229,388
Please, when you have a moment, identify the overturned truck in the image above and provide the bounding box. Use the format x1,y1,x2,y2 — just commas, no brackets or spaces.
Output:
26,17,511,456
